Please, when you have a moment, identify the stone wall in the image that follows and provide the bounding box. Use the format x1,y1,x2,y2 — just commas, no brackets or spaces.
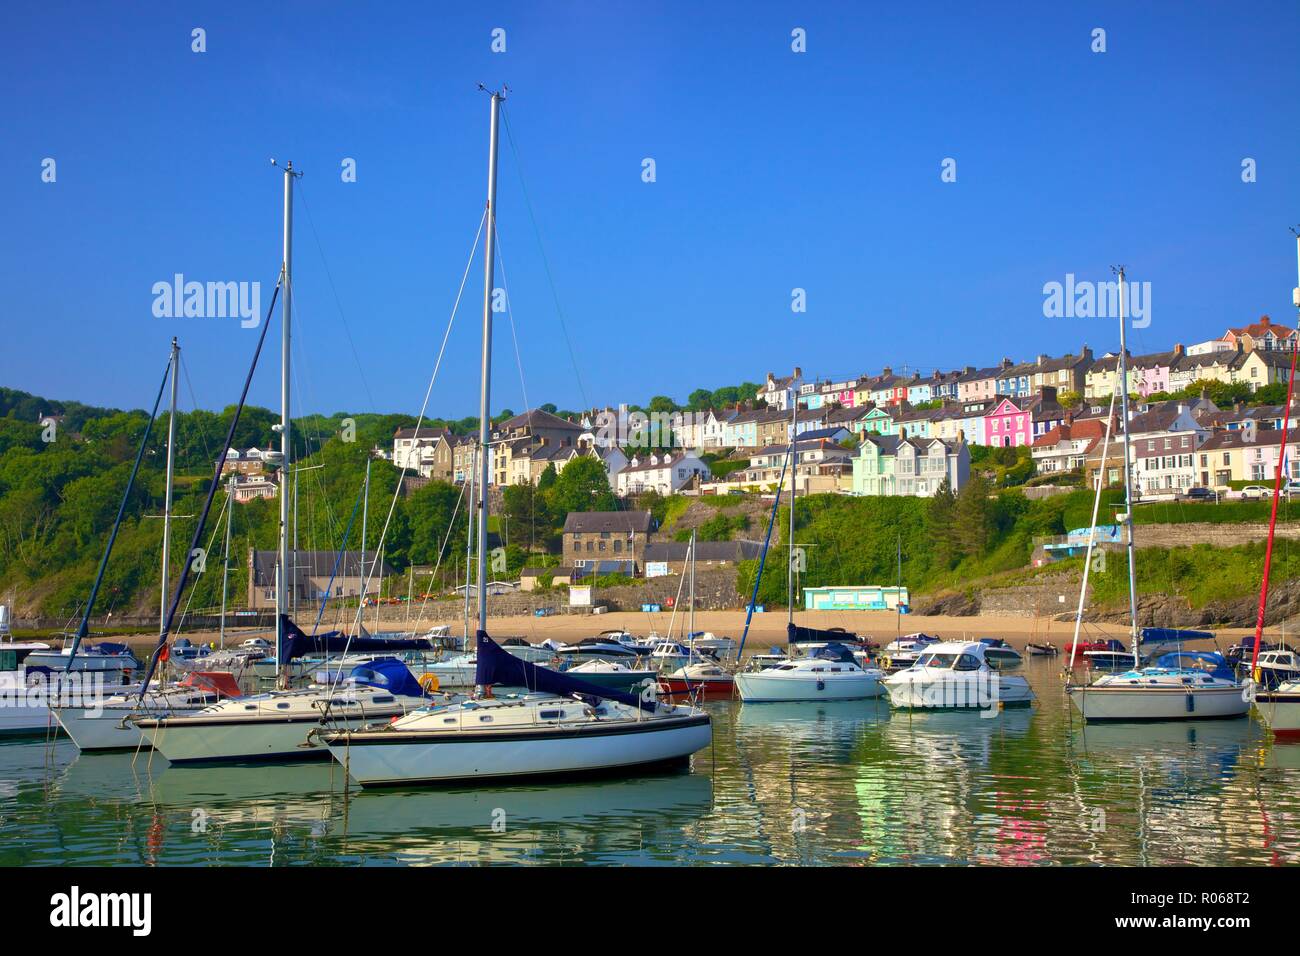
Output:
1134,522,1300,549
977,574,1086,619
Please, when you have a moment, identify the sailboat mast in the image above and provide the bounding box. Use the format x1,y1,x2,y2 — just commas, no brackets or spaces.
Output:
689,528,696,642
159,337,179,641
788,368,798,626
476,88,503,632
464,443,475,646
1115,266,1140,666
219,475,233,649
360,457,370,621
276,160,294,678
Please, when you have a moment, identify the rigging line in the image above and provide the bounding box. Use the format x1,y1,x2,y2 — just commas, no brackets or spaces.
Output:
173,491,230,636
294,176,378,413
410,475,469,626
327,209,487,702
178,353,215,472
500,105,590,410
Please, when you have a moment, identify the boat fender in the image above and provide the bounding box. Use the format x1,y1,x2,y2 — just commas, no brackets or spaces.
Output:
419,673,441,694
1186,692,1195,713
816,680,825,691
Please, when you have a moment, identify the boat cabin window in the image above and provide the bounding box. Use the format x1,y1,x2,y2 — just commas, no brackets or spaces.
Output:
954,654,982,672
371,696,394,704
920,653,958,669
479,715,493,722
276,703,290,709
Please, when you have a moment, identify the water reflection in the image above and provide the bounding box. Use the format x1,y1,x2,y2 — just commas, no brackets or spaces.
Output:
0,663,1298,865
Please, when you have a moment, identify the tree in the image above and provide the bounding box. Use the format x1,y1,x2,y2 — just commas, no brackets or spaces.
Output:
1057,390,1082,409
953,474,993,557
926,478,959,569
546,455,616,518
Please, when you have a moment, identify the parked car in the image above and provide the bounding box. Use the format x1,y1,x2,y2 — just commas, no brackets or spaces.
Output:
1240,485,1271,500
1183,487,1217,501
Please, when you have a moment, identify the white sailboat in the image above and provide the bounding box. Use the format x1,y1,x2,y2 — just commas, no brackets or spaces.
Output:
1066,267,1248,723
321,89,711,786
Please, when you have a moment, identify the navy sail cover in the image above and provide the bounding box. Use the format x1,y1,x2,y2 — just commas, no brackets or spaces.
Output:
788,623,858,645
346,656,426,698
474,631,656,711
279,615,435,661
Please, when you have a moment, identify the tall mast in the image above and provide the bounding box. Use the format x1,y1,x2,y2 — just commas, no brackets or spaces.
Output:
1115,266,1140,666
219,475,233,649
464,443,475,647
159,337,179,641
276,160,295,678
788,368,798,627
360,457,370,623
476,88,503,633
689,528,696,643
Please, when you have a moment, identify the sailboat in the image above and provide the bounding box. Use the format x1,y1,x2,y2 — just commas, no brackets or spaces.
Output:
658,530,737,698
320,89,712,786
1249,232,1300,737
1066,267,1248,722
734,371,885,702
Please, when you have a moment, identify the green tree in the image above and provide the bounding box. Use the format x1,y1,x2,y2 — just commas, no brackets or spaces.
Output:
926,478,959,569
953,473,993,557
546,455,616,517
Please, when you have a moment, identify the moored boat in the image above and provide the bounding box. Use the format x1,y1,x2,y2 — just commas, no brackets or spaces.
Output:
883,640,1034,710
736,642,885,702
1067,652,1249,723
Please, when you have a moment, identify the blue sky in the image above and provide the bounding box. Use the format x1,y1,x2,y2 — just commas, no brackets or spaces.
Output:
3,1,1299,419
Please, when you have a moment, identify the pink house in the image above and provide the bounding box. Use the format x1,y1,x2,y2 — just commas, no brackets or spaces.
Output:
983,396,1033,447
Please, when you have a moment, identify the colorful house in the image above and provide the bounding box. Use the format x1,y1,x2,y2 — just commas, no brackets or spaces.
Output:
983,396,1033,447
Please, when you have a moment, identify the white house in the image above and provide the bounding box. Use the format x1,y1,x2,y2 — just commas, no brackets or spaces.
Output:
616,451,711,497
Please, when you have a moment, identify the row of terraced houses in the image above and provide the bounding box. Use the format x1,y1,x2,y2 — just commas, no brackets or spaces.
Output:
386,316,1299,502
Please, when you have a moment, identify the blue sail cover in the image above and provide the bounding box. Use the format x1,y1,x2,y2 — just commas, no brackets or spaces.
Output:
280,615,435,661
788,623,858,645
474,631,656,711
346,657,427,698
1152,650,1235,680
809,642,857,664
1140,627,1214,645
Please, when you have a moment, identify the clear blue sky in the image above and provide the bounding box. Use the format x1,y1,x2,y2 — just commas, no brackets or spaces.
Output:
4,1,1299,420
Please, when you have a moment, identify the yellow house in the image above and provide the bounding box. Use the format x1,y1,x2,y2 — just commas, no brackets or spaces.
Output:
1232,349,1296,392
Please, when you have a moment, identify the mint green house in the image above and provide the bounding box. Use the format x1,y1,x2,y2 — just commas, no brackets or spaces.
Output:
851,434,969,497
859,406,898,436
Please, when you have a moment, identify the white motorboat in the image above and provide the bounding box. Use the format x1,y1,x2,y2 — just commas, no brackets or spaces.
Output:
554,633,645,662
1067,652,1249,723
1241,647,1300,690
1254,678,1300,738
134,657,443,763
879,632,940,670
686,631,737,657
24,640,141,680
321,632,710,787
563,659,658,695
53,672,241,751
883,641,1034,710
735,644,885,702
977,638,1023,668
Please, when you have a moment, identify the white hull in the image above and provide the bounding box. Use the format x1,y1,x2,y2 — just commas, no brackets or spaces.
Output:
1068,684,1249,722
0,703,56,737
735,671,883,702
1255,691,1300,736
54,700,212,751
885,674,1034,709
327,715,712,786
138,711,396,763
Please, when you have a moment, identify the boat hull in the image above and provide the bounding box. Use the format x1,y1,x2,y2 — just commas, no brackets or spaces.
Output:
54,702,211,751
1067,685,1249,722
1254,691,1300,737
735,671,883,702
885,674,1034,710
657,677,735,699
325,713,713,787
136,711,398,764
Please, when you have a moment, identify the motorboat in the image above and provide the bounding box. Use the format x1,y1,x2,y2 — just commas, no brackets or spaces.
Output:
321,631,711,787
561,659,658,695
647,641,695,671
1253,678,1300,738
410,653,477,689
657,659,735,699
24,640,141,680
554,633,645,662
735,643,885,702
499,637,559,664
1025,642,1058,656
1081,639,1133,669
1067,651,1249,723
748,647,790,670
1238,647,1300,689
1225,636,1290,667
53,671,241,751
883,640,1034,710
686,631,737,657
978,638,1023,668
879,633,939,670
134,657,444,763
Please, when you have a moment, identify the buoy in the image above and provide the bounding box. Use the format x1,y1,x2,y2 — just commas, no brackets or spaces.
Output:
418,673,440,693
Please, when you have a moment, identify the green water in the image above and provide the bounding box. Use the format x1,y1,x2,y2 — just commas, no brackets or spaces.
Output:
1,659,1298,866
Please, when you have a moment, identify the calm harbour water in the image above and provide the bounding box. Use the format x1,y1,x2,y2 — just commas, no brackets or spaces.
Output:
2,658,1298,866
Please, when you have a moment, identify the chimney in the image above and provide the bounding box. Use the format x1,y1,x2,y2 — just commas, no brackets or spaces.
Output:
882,366,892,376
793,366,802,380
1261,315,1271,327
1037,354,1048,365
1174,343,1185,356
